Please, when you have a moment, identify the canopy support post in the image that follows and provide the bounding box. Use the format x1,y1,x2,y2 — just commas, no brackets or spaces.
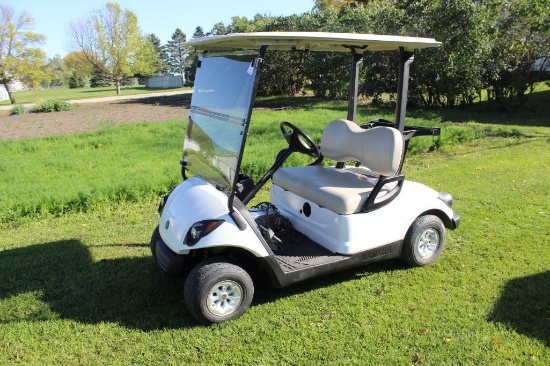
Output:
336,49,364,169
395,48,414,132
347,49,364,123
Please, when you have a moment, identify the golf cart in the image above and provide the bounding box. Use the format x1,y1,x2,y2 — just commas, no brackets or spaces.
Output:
150,32,460,324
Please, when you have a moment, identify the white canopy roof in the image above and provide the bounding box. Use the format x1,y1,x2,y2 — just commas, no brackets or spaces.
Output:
185,32,441,53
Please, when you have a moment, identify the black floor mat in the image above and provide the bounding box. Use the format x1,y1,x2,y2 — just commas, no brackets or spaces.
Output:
273,229,348,272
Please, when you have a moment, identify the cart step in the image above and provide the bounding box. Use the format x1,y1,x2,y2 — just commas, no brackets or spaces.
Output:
273,229,348,272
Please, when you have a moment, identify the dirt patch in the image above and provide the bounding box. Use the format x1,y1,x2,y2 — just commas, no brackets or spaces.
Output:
0,95,191,141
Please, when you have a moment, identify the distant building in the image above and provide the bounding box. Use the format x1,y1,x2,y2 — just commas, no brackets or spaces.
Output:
0,85,8,101
145,74,183,89
0,80,26,101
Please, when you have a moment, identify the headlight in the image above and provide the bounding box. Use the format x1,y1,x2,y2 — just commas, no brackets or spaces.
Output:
184,220,225,246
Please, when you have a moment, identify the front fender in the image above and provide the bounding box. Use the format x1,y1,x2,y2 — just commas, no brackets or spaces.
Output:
159,176,269,257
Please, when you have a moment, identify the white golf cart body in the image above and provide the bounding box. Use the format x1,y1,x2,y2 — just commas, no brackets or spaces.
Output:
152,32,460,323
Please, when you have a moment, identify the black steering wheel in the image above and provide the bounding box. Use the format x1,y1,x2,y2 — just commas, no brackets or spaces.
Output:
280,121,320,158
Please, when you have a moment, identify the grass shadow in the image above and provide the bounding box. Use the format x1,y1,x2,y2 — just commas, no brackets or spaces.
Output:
0,240,197,330
489,271,550,346
121,94,342,111
75,87,185,95
121,94,191,108
253,95,345,111
252,91,550,128
407,89,550,127
0,239,408,329
252,259,407,306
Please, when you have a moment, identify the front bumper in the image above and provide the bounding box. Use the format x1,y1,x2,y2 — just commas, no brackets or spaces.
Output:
452,212,461,229
155,235,187,277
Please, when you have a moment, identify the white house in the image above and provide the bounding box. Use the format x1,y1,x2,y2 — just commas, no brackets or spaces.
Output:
0,85,8,101
0,80,26,101
145,74,183,88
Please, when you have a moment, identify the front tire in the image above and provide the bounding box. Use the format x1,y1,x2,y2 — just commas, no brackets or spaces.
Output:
402,215,446,267
184,258,254,324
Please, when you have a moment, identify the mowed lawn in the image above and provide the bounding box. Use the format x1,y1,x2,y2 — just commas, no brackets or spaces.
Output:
0,85,190,106
0,100,549,363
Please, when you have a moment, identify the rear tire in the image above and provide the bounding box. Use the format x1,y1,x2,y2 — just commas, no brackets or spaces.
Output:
184,258,254,324
402,215,446,267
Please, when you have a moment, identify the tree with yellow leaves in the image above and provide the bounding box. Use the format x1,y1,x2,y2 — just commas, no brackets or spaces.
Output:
0,6,48,104
67,3,156,95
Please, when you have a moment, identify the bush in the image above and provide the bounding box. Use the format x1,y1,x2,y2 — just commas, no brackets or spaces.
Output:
33,100,73,113
10,105,27,115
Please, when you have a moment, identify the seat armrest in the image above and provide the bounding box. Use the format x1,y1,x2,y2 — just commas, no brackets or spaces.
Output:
363,174,405,212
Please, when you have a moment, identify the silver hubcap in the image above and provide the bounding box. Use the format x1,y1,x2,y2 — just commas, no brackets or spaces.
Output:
417,228,439,258
206,280,243,316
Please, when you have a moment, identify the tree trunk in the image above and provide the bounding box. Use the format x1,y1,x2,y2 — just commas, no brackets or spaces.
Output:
116,79,121,95
2,82,16,104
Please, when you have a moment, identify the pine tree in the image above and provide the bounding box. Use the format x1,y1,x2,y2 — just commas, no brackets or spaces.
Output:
164,28,188,83
148,33,170,75
68,72,85,88
183,26,205,87
89,67,111,88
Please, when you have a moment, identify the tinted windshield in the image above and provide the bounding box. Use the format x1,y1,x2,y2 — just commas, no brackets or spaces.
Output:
183,53,260,197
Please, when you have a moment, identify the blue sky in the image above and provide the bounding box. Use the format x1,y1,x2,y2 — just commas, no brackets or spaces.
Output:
8,0,314,58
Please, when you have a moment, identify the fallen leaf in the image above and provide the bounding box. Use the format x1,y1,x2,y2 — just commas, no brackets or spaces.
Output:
400,332,410,338
413,352,420,362
492,338,500,348
443,338,453,344
419,329,429,335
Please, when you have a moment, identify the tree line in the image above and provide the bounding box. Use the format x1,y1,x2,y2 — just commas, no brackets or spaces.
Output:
209,0,548,111
1,1,548,111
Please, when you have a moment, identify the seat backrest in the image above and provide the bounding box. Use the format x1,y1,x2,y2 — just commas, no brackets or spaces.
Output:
320,119,404,176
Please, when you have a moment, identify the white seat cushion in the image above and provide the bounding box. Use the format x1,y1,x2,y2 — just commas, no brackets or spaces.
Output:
272,120,404,215
321,120,404,176
273,166,395,215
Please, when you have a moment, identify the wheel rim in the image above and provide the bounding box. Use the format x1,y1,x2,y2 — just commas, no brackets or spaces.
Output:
206,280,243,317
417,228,440,258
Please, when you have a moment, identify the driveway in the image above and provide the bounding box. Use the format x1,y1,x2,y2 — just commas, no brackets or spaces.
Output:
0,89,192,111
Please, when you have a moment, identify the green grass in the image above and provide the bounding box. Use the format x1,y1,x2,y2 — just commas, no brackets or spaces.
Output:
1,85,191,106
0,107,537,225
0,94,549,363
0,120,185,224
1,96,548,225
0,135,548,364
